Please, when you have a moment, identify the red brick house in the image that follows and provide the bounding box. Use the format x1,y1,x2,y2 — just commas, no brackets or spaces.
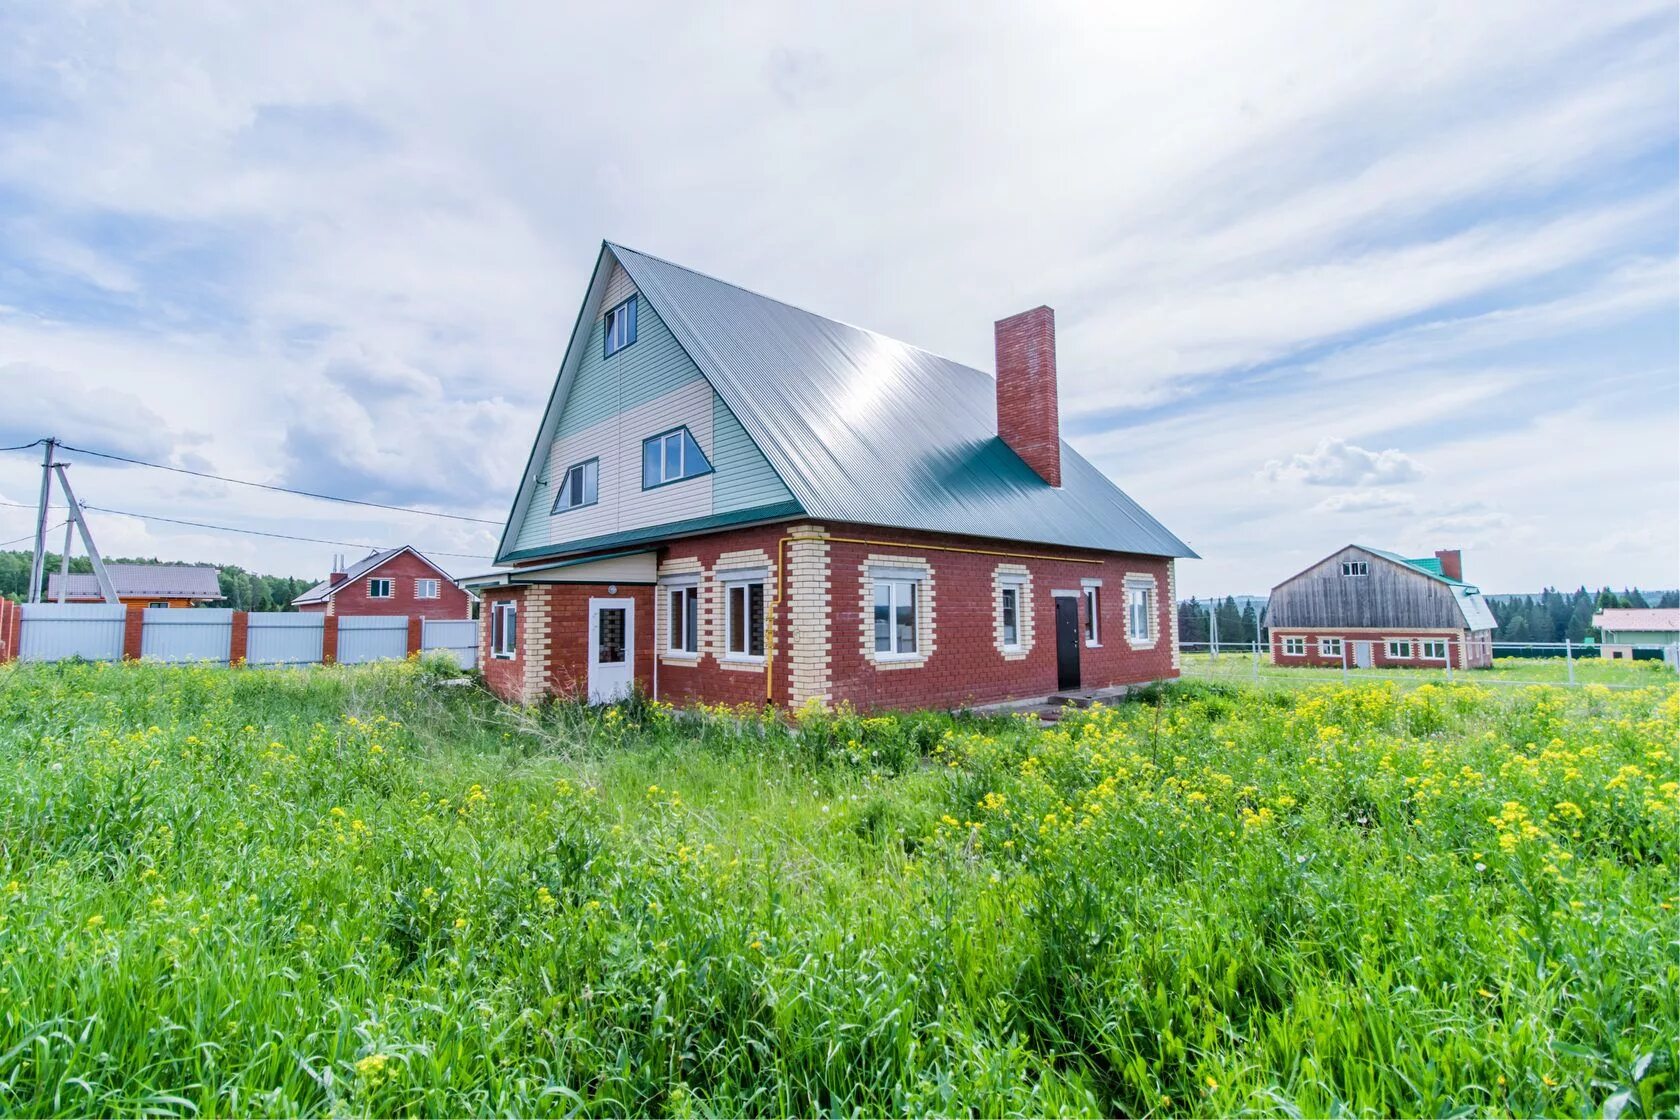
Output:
291,547,472,620
466,243,1196,709
1266,545,1497,670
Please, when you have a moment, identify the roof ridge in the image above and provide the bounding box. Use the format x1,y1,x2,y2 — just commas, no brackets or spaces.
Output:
607,241,996,380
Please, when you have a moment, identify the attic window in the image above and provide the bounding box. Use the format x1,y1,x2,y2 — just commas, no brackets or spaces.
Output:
604,296,638,357
1341,561,1369,577
552,458,599,514
642,427,712,489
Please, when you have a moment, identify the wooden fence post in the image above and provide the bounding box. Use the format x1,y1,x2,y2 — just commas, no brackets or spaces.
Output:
322,616,339,665
122,604,145,661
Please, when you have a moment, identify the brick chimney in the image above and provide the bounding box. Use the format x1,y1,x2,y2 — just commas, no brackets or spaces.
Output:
1434,549,1463,582
328,554,348,589
994,306,1061,487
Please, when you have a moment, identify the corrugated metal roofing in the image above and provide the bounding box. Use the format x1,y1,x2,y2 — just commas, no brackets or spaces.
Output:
605,244,1195,559
46,563,223,600
291,547,406,605
1593,607,1680,632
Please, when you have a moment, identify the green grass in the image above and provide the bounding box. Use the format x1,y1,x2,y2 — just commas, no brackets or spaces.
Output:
1182,651,1678,690
0,659,1675,1117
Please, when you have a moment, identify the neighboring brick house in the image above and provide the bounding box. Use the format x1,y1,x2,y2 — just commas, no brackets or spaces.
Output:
46,563,223,609
465,242,1196,709
291,547,473,620
1266,545,1498,670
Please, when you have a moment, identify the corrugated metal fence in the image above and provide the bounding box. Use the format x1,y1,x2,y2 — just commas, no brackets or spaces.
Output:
421,619,478,669
338,616,409,664
140,608,233,664
19,603,126,662
247,614,325,667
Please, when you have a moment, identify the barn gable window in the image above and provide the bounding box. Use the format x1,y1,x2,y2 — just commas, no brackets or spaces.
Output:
1341,560,1369,577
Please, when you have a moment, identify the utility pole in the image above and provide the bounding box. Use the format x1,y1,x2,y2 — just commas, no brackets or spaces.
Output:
56,517,72,603
27,438,55,604
52,464,118,604
1209,604,1219,661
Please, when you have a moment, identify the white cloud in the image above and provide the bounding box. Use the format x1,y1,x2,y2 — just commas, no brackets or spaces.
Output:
1310,489,1417,515
1262,438,1426,488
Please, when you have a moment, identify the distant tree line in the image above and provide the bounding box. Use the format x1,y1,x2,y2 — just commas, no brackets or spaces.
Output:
0,550,316,611
1177,587,1678,648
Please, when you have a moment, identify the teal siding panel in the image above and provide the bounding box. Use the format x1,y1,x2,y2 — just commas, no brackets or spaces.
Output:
555,298,702,440
712,395,794,514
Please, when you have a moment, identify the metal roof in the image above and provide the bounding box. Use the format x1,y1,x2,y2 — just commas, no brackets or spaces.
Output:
46,563,223,600
594,244,1195,559
1360,546,1497,632
1592,607,1680,633
290,546,467,605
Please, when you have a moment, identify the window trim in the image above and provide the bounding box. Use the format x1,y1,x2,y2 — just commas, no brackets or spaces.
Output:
721,573,766,662
640,426,714,491
1385,639,1413,660
1083,583,1101,647
1421,639,1449,661
148,601,170,609
664,582,700,659
1341,560,1370,577
1318,637,1344,658
415,578,440,600
1282,636,1306,656
490,600,518,659
603,295,638,358
1125,583,1154,644
550,457,600,514
368,577,394,599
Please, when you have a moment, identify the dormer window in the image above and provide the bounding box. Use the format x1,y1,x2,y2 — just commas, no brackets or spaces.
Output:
1341,560,1369,577
551,458,599,513
642,427,712,489
604,296,638,357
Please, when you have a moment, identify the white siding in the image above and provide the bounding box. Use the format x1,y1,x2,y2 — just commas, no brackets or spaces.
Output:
600,264,636,314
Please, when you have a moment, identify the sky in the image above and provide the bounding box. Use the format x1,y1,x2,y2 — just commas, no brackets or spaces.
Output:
0,1,1674,598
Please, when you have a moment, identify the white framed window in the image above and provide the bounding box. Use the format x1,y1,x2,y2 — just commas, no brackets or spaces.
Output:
490,600,517,659
368,578,393,599
723,577,765,660
1126,585,1153,642
1000,585,1021,649
1084,585,1101,645
1421,639,1449,660
1318,637,1343,658
551,458,599,513
641,427,712,489
148,601,170,609
415,578,440,599
666,584,699,657
873,578,919,658
1386,639,1413,659
604,295,638,357
1282,636,1306,656
1341,561,1370,577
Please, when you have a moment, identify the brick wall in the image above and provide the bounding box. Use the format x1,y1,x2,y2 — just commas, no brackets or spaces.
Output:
301,551,473,620
479,587,529,702
1269,628,1487,670
994,306,1061,487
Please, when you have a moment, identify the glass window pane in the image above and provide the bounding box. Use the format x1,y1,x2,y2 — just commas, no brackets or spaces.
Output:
643,439,661,486
626,296,636,344
896,582,916,653
669,590,684,651
681,428,711,476
664,433,681,480
729,585,745,654
1002,588,1017,645
874,582,891,652
685,589,698,653
748,583,765,656
583,460,598,504
598,607,625,664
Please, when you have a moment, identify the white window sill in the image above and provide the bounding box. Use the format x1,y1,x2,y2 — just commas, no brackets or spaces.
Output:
491,653,515,661
1085,640,1102,649
873,651,922,663
1002,644,1023,654
722,653,765,665
663,650,700,661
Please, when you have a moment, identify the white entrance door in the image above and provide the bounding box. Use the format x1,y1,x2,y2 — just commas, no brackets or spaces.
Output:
587,598,634,702
1352,641,1374,669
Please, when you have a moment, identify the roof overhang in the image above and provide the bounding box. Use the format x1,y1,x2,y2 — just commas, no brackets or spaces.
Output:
459,550,658,590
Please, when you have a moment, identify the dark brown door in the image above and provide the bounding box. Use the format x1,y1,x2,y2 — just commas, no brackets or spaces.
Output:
1055,595,1081,691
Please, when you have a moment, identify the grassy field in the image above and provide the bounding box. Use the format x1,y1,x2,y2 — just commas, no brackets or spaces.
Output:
1182,651,1679,690
0,660,1675,1117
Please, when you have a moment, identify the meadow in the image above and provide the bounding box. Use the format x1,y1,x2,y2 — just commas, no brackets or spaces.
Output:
0,659,1675,1117
1181,651,1679,690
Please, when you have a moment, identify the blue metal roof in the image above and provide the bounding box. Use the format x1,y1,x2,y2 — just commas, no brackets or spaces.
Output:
606,244,1195,559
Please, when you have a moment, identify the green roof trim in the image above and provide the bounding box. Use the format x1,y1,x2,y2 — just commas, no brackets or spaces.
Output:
501,501,805,566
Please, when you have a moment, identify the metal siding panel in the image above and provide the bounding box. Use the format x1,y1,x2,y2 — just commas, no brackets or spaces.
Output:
140,608,233,664
711,393,795,514
607,245,1195,558
246,613,324,666
18,603,126,662
421,618,479,669
336,615,410,664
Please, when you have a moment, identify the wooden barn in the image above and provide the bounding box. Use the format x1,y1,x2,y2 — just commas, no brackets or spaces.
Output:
1266,545,1497,670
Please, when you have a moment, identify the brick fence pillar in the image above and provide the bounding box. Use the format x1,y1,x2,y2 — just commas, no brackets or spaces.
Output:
230,611,249,665
322,616,339,665
407,615,423,657
0,599,19,663
123,604,145,660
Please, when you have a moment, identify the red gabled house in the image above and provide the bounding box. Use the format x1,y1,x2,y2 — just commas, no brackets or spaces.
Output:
465,243,1196,710
291,547,472,620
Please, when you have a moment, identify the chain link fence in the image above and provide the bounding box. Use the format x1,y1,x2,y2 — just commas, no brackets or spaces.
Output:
1180,640,1679,691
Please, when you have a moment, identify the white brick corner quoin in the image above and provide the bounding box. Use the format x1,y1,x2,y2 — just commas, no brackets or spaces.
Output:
786,525,832,708
857,553,936,670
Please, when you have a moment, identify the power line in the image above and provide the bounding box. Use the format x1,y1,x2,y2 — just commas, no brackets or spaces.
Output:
0,520,64,548
0,500,493,560
2,439,502,526
0,440,45,453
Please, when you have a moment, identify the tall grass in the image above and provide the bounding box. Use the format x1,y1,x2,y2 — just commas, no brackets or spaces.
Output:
0,659,1674,1116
